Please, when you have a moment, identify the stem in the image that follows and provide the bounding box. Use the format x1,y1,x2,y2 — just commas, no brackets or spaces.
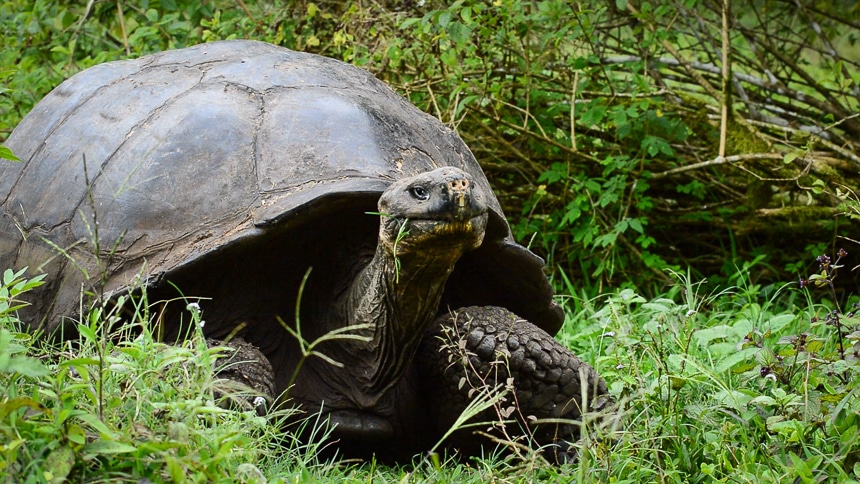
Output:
115,0,130,56
286,267,313,391
281,267,373,393
718,0,730,158
828,256,846,361
571,71,579,152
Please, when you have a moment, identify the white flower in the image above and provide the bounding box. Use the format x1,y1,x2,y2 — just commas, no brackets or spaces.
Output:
601,331,616,338
198,320,206,329
186,302,201,312
253,396,266,408
685,309,697,318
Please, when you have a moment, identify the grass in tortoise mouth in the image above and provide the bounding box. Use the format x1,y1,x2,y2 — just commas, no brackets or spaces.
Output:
367,211,485,283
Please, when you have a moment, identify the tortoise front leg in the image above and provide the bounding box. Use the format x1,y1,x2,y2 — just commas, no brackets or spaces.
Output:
207,337,275,415
418,306,614,463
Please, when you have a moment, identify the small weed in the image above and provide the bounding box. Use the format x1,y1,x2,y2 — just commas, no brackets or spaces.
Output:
366,211,410,283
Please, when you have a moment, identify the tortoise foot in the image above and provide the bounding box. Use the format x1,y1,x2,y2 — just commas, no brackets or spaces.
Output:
418,306,615,462
207,337,275,415
328,409,394,443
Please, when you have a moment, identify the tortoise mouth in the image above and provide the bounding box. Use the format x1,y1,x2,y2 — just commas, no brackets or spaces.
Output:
401,206,489,223
384,212,489,257
407,210,488,229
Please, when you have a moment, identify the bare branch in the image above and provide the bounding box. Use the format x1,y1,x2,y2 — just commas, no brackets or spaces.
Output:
718,0,730,158
651,153,785,179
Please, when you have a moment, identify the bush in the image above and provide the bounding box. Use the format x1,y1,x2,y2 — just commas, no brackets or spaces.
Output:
2,0,859,294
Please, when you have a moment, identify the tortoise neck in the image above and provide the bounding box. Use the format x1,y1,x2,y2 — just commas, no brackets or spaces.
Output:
342,243,458,397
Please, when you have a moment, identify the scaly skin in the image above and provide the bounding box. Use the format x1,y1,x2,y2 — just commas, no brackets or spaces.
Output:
207,337,275,415
417,305,614,463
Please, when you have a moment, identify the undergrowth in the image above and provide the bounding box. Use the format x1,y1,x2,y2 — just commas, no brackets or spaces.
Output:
4,0,859,292
4,250,860,482
0,268,318,483
563,256,860,483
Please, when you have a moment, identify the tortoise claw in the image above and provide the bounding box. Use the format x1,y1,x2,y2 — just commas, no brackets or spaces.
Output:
418,305,616,463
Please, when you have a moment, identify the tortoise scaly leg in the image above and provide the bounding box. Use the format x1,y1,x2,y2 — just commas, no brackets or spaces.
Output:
206,337,275,415
418,306,614,463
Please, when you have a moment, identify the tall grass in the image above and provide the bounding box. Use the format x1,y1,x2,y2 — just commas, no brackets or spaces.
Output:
2,256,860,482
0,269,318,483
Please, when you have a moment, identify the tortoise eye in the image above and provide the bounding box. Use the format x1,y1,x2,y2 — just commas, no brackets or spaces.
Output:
409,185,430,201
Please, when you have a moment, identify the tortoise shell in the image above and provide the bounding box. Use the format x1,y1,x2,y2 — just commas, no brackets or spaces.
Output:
0,40,562,338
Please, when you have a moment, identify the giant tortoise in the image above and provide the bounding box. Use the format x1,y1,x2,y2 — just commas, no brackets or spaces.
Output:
0,40,612,461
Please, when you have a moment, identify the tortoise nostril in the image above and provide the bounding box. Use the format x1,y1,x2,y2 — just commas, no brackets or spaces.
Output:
449,178,470,191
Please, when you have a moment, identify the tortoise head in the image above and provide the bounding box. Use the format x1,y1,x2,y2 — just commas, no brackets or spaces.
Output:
376,167,489,265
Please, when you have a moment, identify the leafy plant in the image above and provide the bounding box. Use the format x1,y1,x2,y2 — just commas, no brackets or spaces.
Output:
0,273,308,482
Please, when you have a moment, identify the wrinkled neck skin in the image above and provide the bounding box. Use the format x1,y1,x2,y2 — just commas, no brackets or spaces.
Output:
334,240,463,407
300,222,480,415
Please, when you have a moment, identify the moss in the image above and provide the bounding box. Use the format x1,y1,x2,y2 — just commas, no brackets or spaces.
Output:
725,119,770,155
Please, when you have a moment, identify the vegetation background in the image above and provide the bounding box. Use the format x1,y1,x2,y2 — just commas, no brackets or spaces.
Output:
2,0,860,482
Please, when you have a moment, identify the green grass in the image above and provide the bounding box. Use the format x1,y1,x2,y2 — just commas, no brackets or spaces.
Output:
2,263,860,483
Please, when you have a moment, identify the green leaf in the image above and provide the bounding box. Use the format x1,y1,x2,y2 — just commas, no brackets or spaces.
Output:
616,0,629,10
805,340,823,353
76,413,119,439
712,389,753,411
0,397,49,420
748,395,777,406
693,325,734,347
438,10,452,29
714,346,759,373
441,49,458,67
765,313,796,334
788,452,812,479
811,179,826,195
1,354,49,377
580,104,606,126
460,6,473,25
641,135,674,157
642,301,673,312
783,151,800,164
399,18,420,30
0,145,20,162
84,439,138,456
448,21,471,45
77,322,99,343
67,425,87,445
3,268,14,286
767,417,805,443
